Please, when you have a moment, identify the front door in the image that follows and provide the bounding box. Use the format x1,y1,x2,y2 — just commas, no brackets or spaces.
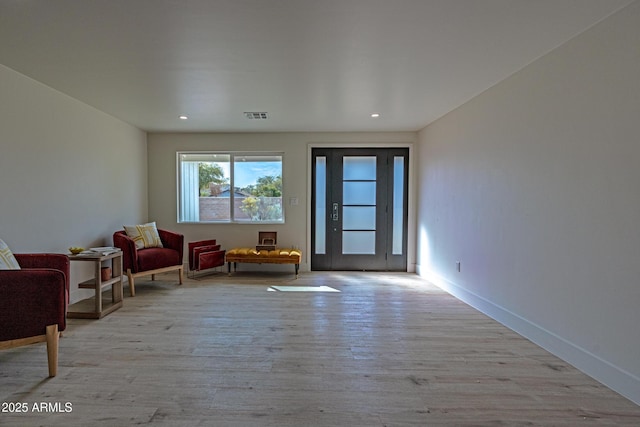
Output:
311,148,408,271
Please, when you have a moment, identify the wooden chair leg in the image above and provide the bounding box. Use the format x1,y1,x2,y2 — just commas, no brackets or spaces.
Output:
126,269,136,297
45,324,59,377
178,266,184,285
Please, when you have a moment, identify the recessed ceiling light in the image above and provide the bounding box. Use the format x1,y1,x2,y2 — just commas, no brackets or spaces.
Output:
179,115,188,120
371,113,380,118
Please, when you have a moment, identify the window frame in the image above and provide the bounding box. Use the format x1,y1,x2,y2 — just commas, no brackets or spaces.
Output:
177,151,285,224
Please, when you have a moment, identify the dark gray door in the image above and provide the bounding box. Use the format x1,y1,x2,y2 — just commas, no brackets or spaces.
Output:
311,148,408,271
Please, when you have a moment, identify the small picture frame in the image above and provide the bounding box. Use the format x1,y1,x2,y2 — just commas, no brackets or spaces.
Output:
257,231,277,251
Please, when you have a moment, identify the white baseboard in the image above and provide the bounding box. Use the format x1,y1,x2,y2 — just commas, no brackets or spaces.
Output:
416,266,640,406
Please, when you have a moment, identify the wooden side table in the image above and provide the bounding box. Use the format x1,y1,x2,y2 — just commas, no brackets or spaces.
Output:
67,250,124,319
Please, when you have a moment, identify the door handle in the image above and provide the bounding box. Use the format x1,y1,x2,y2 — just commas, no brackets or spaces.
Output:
332,203,339,221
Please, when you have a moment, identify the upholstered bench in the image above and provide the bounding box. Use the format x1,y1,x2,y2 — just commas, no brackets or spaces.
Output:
225,248,302,278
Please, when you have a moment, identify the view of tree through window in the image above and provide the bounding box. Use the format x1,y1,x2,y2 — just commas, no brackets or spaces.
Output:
178,153,283,223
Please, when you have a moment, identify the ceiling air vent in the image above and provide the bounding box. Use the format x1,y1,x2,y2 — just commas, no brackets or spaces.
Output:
244,112,268,119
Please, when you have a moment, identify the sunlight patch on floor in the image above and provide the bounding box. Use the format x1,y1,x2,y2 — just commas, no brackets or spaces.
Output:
268,286,340,292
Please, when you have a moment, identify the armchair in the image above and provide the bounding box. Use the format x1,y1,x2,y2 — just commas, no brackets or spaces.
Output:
113,229,184,297
0,253,69,377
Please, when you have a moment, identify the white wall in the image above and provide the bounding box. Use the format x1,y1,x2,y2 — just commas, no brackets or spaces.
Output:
416,3,640,404
0,64,148,302
147,132,416,272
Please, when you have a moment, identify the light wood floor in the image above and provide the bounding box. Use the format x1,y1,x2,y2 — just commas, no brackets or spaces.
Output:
1,271,639,426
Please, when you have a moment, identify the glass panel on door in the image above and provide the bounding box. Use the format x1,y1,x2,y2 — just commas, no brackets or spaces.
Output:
315,156,327,255
343,156,376,180
342,182,376,205
342,155,377,255
342,231,376,254
392,156,404,255
343,206,376,229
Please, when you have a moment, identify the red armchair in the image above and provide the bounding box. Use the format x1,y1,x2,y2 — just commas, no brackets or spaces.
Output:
188,239,225,277
0,253,69,377
113,229,184,297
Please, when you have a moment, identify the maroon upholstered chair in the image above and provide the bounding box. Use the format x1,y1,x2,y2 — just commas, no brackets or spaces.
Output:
113,229,184,297
188,239,225,277
0,253,69,377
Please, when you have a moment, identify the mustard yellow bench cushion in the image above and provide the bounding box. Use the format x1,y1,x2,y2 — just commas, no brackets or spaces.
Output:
225,248,301,262
225,248,302,276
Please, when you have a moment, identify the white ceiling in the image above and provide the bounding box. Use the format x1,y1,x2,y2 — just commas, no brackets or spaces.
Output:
0,0,634,133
